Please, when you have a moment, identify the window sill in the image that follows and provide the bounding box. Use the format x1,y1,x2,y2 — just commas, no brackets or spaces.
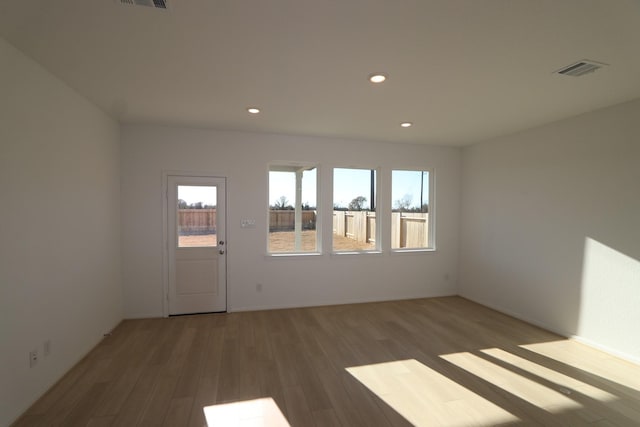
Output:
330,250,383,256
390,248,436,255
265,252,323,259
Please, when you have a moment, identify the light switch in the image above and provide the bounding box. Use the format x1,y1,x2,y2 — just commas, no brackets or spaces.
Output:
241,219,256,228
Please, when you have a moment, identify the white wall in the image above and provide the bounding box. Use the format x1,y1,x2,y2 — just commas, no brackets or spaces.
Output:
459,99,640,362
0,38,122,426
121,125,461,317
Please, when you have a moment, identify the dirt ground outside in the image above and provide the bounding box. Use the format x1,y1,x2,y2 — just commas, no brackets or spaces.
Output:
179,234,217,247
179,231,375,251
269,230,375,252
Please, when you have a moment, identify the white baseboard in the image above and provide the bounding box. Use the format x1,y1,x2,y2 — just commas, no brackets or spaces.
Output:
229,292,456,313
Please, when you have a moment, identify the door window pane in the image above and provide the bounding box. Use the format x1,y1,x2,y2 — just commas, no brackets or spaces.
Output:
177,185,217,247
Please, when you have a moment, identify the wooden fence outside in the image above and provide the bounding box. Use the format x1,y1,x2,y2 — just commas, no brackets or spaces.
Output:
333,211,376,243
391,212,429,248
181,209,427,247
179,209,217,235
269,210,317,231
333,211,429,248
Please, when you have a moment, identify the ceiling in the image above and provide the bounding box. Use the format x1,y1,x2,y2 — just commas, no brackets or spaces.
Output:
1,0,639,146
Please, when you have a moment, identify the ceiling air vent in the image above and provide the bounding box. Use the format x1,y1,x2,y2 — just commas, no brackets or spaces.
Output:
555,60,607,77
118,0,168,9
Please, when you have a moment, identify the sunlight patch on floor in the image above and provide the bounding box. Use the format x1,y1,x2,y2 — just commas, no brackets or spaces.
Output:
441,351,582,413
203,398,290,427
346,359,519,427
480,348,617,401
521,340,640,392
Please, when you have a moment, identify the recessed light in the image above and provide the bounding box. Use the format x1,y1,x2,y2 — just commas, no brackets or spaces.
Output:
368,73,387,83
400,122,413,128
247,107,260,114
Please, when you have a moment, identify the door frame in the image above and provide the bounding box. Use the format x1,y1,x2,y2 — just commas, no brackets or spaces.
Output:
162,170,228,317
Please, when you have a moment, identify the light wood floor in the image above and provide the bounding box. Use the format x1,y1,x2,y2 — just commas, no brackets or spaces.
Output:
13,297,640,426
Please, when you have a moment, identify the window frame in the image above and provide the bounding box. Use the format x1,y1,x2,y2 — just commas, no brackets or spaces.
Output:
331,166,381,254
267,162,321,256
390,167,435,253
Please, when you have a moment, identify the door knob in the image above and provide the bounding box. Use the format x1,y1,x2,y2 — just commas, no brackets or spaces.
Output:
219,249,225,255
219,241,225,245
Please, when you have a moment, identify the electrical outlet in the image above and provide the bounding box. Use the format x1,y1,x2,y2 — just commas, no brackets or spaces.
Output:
256,283,263,292
29,349,38,368
44,340,51,357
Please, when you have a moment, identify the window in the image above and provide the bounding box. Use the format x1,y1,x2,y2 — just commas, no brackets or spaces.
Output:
391,170,432,249
333,168,377,252
268,165,318,253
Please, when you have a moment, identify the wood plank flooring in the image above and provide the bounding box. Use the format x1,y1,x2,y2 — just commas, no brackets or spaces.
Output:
13,297,640,426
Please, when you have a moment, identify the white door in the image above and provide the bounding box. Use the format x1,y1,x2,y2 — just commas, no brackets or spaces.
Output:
167,176,226,314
